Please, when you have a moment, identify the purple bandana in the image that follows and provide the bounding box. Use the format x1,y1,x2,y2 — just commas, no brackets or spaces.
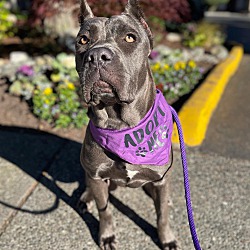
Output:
89,90,173,166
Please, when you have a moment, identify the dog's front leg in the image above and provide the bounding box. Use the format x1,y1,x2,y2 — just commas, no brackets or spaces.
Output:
89,177,116,250
152,176,179,250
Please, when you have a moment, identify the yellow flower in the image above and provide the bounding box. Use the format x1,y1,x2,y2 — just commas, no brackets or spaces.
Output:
45,99,50,104
163,64,170,70
67,82,75,90
51,73,61,82
43,87,53,96
174,62,181,71
188,60,196,68
151,62,161,72
174,61,186,71
179,61,186,69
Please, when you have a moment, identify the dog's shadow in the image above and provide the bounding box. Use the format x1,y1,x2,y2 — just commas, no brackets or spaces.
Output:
0,125,161,248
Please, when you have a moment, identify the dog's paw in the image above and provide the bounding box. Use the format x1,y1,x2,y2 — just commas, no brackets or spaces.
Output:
77,189,94,214
99,216,116,250
100,235,117,250
158,226,181,250
162,240,181,250
77,199,94,214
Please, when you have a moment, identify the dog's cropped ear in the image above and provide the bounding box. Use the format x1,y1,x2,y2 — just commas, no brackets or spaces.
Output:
79,0,94,24
124,0,153,49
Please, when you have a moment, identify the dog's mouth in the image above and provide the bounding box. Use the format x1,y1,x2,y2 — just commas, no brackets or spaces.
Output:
83,79,118,106
93,80,114,95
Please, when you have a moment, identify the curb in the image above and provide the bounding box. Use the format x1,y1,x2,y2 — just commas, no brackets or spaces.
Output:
172,46,244,146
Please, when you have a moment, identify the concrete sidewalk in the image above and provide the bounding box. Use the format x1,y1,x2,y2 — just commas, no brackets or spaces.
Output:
0,126,250,249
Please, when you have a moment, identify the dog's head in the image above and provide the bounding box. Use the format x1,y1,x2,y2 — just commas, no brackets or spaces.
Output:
75,0,153,106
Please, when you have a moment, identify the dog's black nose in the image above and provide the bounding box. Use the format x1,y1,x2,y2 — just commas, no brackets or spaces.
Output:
87,47,113,66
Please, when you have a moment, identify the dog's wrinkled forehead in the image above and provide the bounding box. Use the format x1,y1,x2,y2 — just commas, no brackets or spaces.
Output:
78,14,151,53
80,17,107,33
78,17,107,43
77,0,153,52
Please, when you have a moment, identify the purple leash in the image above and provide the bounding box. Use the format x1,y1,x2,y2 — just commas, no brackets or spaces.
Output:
170,106,202,250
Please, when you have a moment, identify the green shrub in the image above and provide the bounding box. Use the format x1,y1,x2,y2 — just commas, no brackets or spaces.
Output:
0,0,17,40
183,22,225,49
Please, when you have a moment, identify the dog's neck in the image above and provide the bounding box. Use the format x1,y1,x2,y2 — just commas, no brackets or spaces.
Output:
88,67,156,130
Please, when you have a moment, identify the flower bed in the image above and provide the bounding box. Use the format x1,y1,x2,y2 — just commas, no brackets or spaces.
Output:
6,53,88,128
150,59,203,103
0,49,211,129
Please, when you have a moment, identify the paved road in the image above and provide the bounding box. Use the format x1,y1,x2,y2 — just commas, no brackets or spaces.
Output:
201,55,250,160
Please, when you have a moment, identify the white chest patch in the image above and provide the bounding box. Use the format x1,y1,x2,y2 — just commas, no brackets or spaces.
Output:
126,170,139,179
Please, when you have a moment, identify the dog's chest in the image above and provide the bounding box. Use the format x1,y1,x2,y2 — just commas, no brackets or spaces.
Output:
89,90,173,167
96,161,168,188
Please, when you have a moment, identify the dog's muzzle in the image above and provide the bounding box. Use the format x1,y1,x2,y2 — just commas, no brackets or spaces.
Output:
81,47,117,104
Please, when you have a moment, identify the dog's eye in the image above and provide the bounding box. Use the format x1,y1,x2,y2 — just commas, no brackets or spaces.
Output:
125,34,136,43
80,35,89,45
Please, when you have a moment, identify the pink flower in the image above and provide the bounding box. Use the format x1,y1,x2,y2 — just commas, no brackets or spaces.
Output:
149,50,159,60
17,65,34,76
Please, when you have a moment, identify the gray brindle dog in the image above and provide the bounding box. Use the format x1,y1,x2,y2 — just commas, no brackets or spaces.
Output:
75,0,179,249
